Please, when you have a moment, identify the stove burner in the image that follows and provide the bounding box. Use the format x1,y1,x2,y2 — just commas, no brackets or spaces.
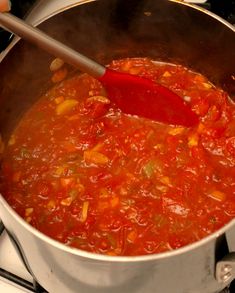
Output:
209,0,235,24
0,221,48,293
33,280,48,293
0,267,37,292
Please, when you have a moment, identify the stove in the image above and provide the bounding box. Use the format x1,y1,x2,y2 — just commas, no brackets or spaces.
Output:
0,0,235,292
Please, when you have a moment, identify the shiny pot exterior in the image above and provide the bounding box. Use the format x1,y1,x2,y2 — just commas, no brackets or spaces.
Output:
0,1,235,292
1,199,235,293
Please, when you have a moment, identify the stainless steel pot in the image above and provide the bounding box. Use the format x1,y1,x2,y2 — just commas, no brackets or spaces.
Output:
0,1,235,292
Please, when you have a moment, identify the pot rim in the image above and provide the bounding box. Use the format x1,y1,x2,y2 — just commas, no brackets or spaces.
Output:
0,0,235,263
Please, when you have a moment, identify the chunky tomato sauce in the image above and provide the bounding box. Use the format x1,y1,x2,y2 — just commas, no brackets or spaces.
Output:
1,58,235,256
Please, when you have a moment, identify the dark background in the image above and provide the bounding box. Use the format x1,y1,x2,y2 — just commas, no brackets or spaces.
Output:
1,0,235,51
0,0,235,52
0,0,36,51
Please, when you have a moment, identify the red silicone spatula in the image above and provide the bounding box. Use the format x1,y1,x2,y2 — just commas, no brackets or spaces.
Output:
0,12,198,127
99,69,198,126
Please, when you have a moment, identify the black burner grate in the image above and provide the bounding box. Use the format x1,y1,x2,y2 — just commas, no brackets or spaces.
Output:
209,0,235,24
0,221,48,293
0,267,36,292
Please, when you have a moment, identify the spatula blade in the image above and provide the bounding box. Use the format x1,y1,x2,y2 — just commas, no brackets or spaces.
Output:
99,69,199,127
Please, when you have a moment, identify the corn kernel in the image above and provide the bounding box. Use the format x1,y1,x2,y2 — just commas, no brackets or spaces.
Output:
61,197,73,206
86,96,110,104
203,82,212,89
47,200,56,210
81,201,89,222
162,71,172,77
208,190,226,202
50,58,64,72
54,96,64,104
25,208,34,217
8,135,16,146
56,99,78,115
188,133,199,147
84,150,109,165
51,68,68,83
160,176,171,185
168,127,185,136
127,229,137,243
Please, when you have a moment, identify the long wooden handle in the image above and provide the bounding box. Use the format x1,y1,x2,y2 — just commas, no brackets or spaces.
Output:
0,12,106,78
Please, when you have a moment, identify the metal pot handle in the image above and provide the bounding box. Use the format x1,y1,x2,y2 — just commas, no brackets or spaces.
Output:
216,228,235,284
216,253,235,283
